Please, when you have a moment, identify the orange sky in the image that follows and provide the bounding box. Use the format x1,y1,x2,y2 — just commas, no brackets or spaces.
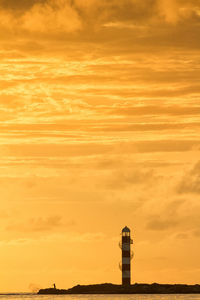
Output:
0,0,200,292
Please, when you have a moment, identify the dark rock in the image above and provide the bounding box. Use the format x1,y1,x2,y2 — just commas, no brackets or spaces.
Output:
38,283,200,294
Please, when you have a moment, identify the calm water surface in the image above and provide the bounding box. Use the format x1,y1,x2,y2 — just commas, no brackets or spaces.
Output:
0,295,200,300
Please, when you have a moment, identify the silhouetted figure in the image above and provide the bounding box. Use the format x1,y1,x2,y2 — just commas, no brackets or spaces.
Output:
53,283,56,289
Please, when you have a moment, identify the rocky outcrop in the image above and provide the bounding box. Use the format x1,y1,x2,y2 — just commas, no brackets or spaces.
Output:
38,283,200,294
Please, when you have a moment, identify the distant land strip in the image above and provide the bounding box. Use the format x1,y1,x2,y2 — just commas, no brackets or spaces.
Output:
38,283,200,294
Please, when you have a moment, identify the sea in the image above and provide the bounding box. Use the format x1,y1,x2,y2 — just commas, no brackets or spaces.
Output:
0,295,200,300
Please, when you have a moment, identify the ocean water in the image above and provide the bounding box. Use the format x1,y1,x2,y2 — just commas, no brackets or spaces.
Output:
0,295,200,300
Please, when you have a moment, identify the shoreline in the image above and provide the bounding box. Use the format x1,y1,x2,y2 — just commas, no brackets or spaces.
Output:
38,283,200,294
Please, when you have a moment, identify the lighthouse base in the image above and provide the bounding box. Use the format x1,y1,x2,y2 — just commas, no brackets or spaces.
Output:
122,278,130,285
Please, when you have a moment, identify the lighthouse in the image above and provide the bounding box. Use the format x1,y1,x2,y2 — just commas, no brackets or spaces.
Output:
121,226,133,285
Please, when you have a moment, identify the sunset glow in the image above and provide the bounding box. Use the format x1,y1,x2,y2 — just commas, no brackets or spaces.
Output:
0,0,200,292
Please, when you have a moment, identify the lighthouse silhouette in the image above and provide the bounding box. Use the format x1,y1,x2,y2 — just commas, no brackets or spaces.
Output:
120,226,133,285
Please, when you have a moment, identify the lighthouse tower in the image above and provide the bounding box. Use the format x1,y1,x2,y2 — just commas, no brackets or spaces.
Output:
121,226,133,285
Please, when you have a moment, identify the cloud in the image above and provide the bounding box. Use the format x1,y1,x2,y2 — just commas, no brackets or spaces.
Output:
177,161,200,194
193,229,200,237
0,0,199,38
22,0,82,33
157,0,199,24
0,231,105,245
0,0,82,35
6,215,65,232
158,0,180,24
175,232,189,239
146,200,185,231
105,167,156,189
0,210,10,218
0,0,38,11
146,217,178,230
132,140,200,153
73,0,200,26
108,105,200,117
